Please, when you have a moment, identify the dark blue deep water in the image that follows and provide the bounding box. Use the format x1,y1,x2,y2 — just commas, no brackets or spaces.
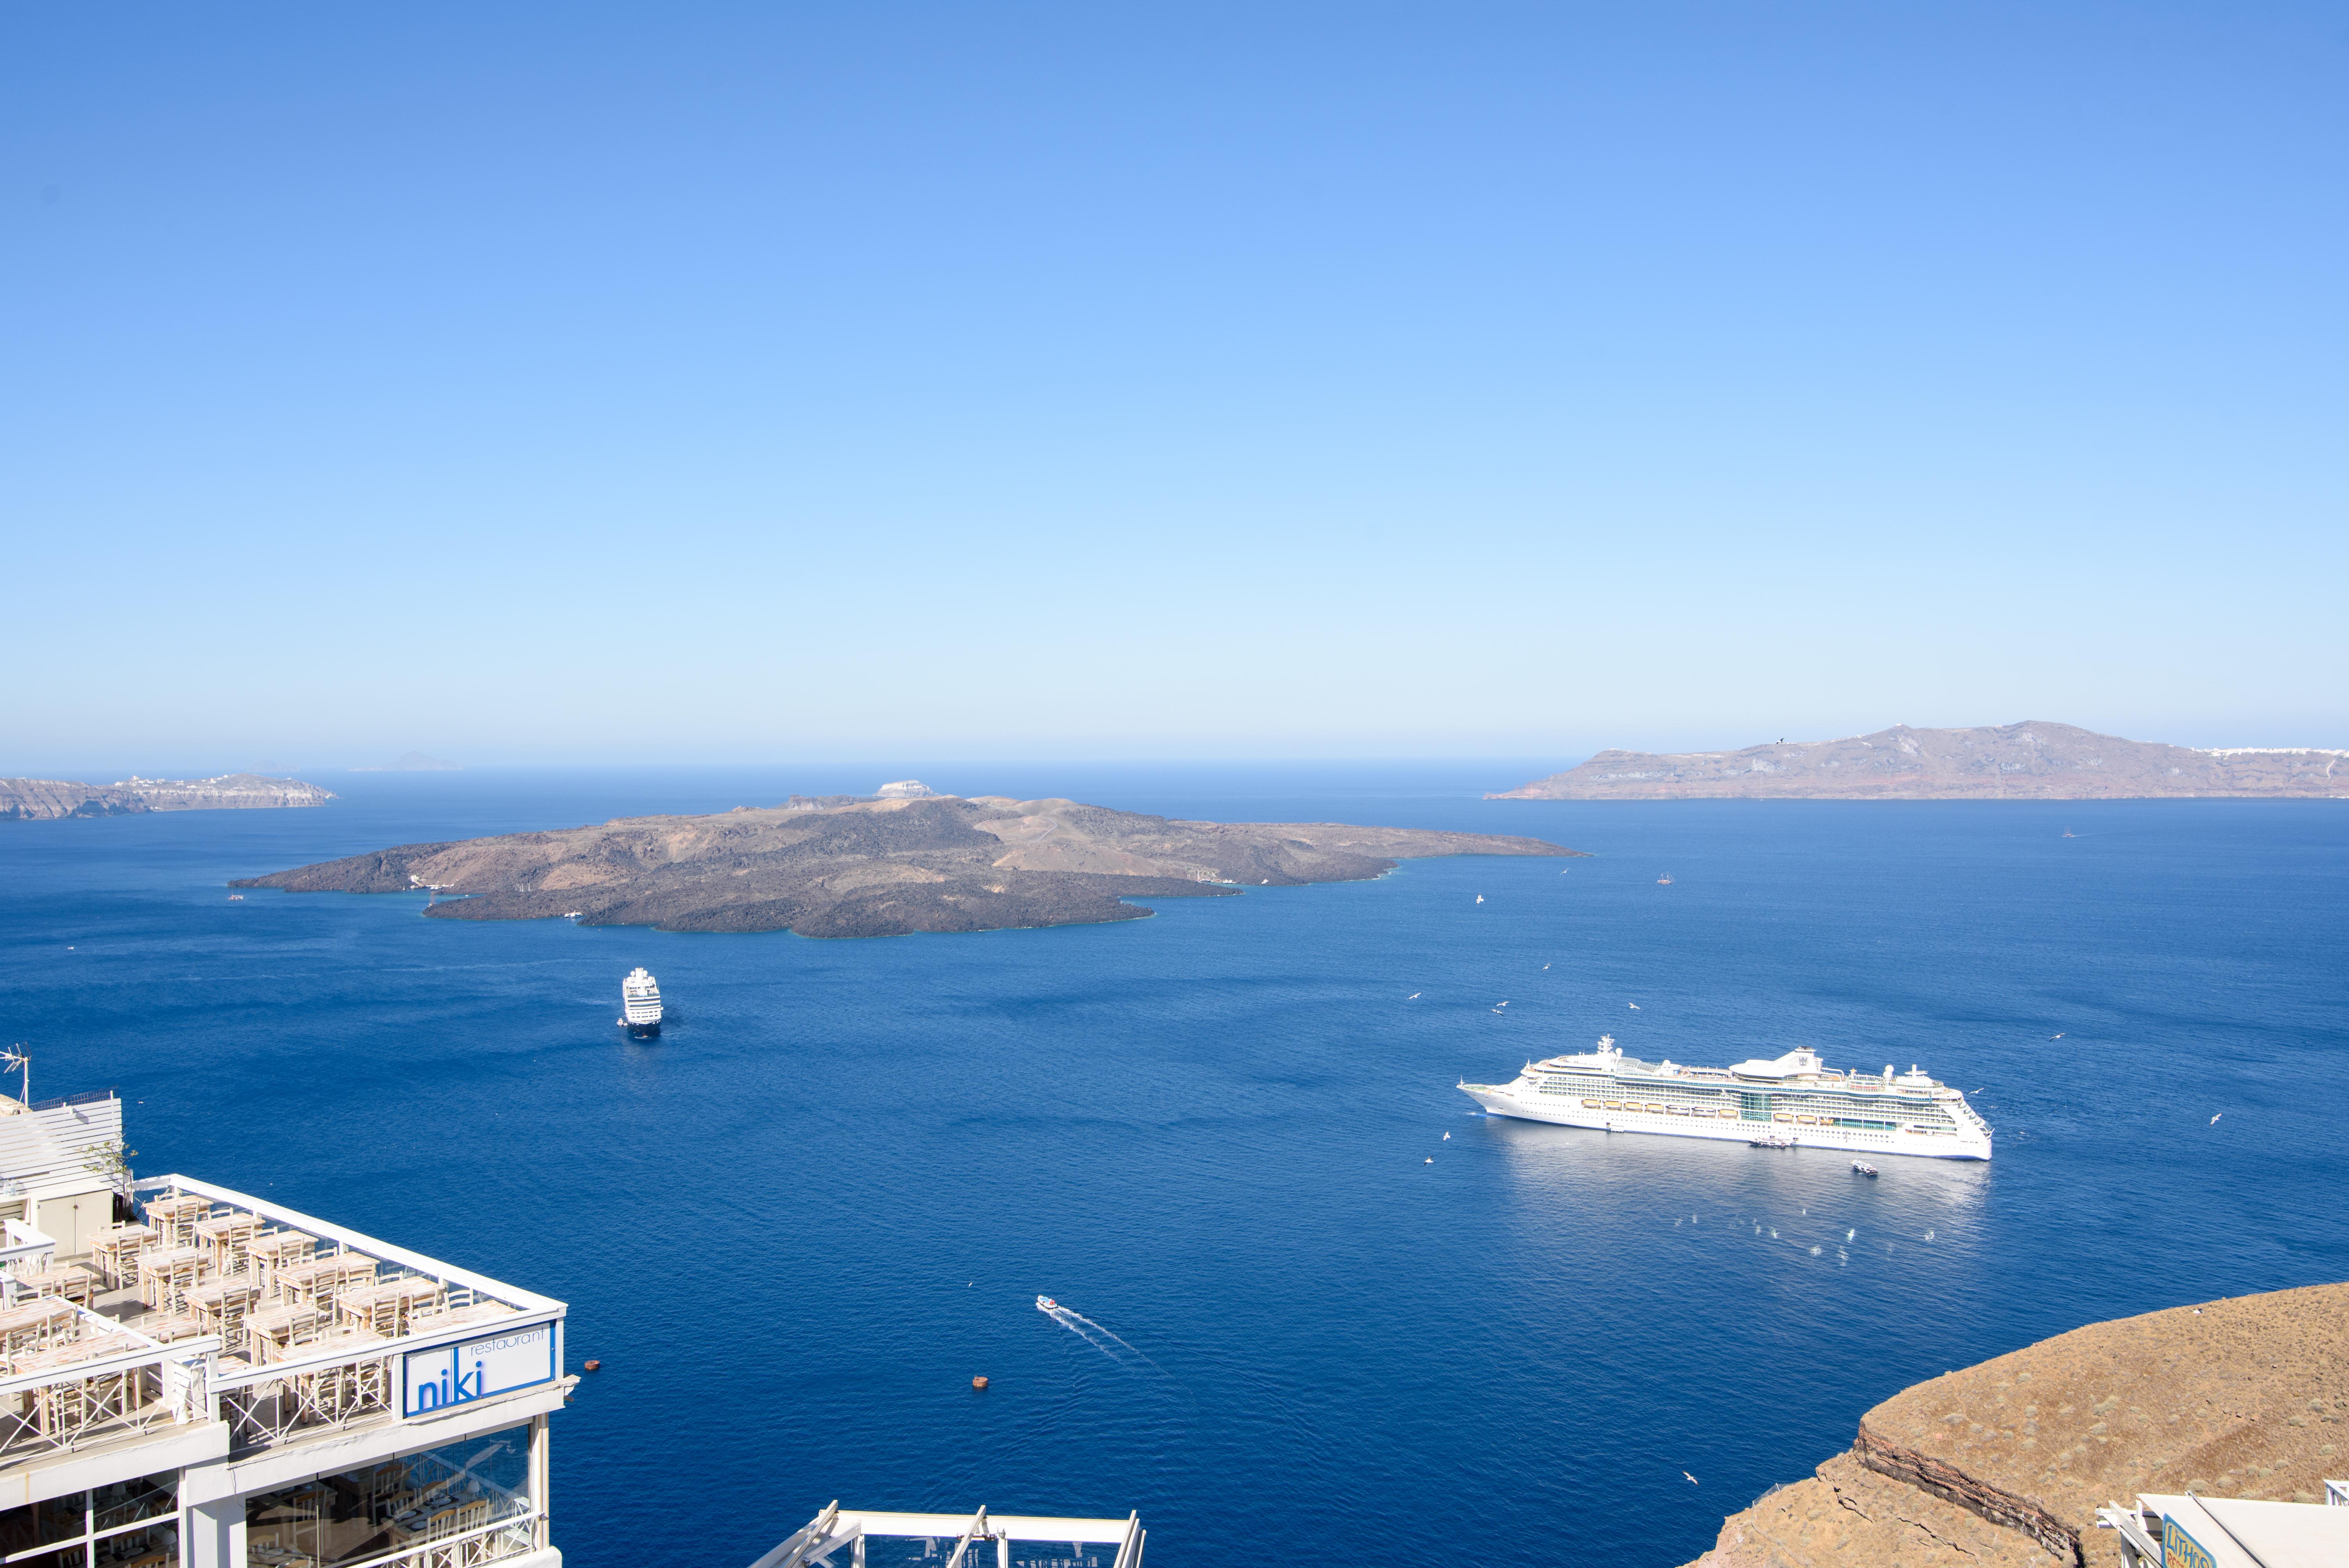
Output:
4,766,2347,1567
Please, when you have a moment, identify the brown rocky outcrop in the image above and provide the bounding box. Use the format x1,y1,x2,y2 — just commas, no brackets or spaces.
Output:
1494,723,2349,800
1685,1281,2349,1568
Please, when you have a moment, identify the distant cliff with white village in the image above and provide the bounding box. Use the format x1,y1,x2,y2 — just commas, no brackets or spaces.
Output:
0,773,335,821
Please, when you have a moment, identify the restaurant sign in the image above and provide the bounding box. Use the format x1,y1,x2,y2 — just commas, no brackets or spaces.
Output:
2161,1514,2217,1568
403,1322,556,1418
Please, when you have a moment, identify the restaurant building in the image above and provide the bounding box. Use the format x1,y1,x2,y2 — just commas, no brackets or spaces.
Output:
0,1091,569,1568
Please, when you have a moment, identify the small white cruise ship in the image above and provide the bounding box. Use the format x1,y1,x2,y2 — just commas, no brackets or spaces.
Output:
619,968,663,1035
1460,1036,1991,1160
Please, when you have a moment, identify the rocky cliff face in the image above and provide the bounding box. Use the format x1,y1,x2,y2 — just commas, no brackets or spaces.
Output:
1685,1281,2349,1568
0,773,335,820
1494,723,2349,800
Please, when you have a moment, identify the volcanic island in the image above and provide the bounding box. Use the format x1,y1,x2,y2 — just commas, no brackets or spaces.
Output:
232,794,1586,938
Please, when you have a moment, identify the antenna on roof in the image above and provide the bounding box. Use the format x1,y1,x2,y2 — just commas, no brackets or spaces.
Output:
0,1047,25,1107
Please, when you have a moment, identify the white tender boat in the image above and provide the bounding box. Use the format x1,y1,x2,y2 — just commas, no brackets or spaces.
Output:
1035,1295,1060,1313
1460,1037,1991,1160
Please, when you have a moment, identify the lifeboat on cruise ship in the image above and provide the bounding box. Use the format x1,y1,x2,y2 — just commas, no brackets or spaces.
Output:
1581,1098,1602,1108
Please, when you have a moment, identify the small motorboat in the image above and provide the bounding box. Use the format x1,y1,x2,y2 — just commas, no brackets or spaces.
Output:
1851,1160,1878,1177
1035,1295,1059,1313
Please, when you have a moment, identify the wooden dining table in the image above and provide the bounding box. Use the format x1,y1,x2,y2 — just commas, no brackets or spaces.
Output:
135,1247,205,1313
12,1263,98,1308
193,1214,260,1278
243,1302,322,1364
274,1256,377,1318
87,1223,158,1291
336,1278,446,1339
141,1195,208,1251
0,1295,78,1356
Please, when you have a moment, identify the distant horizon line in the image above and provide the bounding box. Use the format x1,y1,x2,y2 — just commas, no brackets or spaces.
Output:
13,721,2347,781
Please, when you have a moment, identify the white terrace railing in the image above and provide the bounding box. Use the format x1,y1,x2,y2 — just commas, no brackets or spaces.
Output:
0,1301,218,1465
127,1175,565,1458
0,1217,60,1311
363,1513,539,1568
753,1506,1145,1568
0,1175,572,1473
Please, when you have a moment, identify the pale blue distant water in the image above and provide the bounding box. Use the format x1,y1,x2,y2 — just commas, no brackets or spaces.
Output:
3,765,2346,1567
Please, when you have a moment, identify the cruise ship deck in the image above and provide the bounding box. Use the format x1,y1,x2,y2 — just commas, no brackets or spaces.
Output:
1461,1040,1993,1160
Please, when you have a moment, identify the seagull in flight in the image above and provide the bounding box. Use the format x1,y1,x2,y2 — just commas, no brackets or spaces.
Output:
2210,1112,2222,1125
1442,1131,1451,1140
1406,992,1420,1000
2051,1033,2064,1040
1424,1157,1434,1165
1542,963,1551,970
1475,894,1484,904
1628,1002,1640,1010
1682,1471,1699,1486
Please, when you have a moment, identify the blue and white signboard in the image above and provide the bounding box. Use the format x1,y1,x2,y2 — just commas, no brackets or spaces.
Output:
403,1322,556,1418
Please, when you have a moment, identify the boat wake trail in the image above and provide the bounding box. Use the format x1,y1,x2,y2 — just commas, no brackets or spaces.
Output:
1036,1297,1192,1405
1042,1304,1127,1365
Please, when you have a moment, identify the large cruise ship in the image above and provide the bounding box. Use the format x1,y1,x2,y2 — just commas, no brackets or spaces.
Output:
619,967,663,1036
1460,1037,1991,1160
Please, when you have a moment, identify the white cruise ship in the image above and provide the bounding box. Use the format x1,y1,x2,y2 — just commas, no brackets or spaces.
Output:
1460,1037,1991,1160
619,967,663,1035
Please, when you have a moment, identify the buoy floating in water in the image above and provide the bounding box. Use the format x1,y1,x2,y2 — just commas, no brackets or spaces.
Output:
971,1375,990,1390
583,1360,601,1372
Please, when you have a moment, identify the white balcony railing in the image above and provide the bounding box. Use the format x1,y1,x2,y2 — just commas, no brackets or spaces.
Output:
0,1304,217,1465
128,1174,564,1459
0,1176,568,1472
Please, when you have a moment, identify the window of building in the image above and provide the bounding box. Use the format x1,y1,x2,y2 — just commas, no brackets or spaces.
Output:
244,1421,534,1568
0,1472,178,1567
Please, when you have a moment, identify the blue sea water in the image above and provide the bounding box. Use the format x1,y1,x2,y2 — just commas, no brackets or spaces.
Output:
3,765,2347,1568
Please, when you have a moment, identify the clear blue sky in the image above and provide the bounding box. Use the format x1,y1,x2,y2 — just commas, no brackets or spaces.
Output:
5,4,2343,774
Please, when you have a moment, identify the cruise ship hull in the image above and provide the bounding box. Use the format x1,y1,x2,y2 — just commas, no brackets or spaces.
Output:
1461,1083,1991,1161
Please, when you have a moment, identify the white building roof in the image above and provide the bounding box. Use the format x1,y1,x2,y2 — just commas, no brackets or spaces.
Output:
2138,1493,2349,1568
0,1091,121,1198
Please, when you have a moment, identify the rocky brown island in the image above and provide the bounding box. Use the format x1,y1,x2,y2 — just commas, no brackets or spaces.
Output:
231,794,1585,938
1685,1280,2349,1567
1493,722,2349,801
1,773,335,820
